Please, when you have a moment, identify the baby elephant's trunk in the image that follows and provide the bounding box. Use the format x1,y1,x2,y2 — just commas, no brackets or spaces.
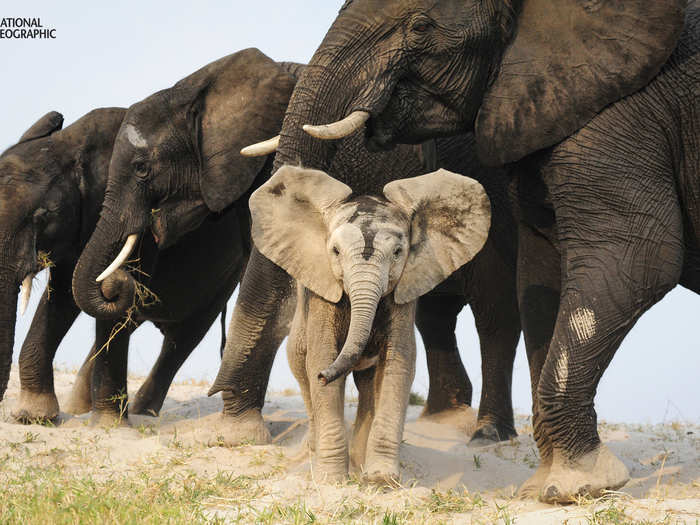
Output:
318,261,385,385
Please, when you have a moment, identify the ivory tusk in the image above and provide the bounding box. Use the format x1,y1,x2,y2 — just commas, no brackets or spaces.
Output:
240,136,280,157
303,111,370,140
96,234,138,283
19,274,33,316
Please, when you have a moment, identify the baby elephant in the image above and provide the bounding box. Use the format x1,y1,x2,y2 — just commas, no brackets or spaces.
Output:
250,166,491,483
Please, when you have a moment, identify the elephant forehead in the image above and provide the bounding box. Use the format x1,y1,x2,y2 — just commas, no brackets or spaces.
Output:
334,198,407,225
330,223,364,246
0,179,40,222
330,212,407,254
124,124,148,149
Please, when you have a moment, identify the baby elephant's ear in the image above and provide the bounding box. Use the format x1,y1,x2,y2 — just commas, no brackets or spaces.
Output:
249,165,352,303
384,169,491,304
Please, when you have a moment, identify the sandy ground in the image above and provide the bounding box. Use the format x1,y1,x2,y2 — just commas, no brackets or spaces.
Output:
1,368,698,524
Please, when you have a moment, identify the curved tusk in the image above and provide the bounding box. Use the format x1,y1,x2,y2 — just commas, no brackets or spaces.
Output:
96,234,138,283
19,274,34,316
303,111,370,140
240,136,280,157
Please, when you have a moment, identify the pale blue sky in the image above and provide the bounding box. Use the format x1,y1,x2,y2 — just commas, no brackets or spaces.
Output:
4,1,698,424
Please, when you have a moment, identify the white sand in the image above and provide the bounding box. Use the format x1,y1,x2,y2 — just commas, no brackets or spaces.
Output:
1,368,698,523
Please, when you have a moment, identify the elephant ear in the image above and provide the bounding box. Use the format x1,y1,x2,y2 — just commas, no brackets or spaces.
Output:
384,169,491,304
249,165,352,303
475,0,686,165
192,48,296,212
18,111,63,143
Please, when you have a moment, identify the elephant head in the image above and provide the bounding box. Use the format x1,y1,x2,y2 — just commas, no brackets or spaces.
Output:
72,48,296,319
246,0,685,172
0,108,124,399
249,165,491,384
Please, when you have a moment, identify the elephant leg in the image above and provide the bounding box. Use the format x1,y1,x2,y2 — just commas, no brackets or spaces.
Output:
534,132,683,503
415,292,473,422
286,302,315,455
305,294,348,482
14,266,79,423
466,240,521,445
210,249,295,445
350,367,376,472
364,301,416,486
89,318,135,426
515,222,561,498
131,287,232,416
63,342,98,415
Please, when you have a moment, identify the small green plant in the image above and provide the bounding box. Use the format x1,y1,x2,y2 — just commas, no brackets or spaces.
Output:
382,511,401,525
408,391,426,406
472,454,482,469
427,488,484,514
495,502,515,525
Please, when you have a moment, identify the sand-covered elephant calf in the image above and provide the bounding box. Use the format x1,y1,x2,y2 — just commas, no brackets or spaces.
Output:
249,166,491,483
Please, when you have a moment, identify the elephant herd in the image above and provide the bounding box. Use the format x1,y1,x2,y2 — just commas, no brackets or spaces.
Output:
1,0,698,504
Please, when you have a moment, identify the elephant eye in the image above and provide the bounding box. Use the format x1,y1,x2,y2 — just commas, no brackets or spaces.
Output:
393,247,403,259
411,20,432,34
332,246,340,256
132,161,150,178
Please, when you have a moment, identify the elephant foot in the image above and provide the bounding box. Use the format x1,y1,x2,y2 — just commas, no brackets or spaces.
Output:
419,404,477,434
129,383,166,417
314,462,348,484
363,459,400,488
12,390,59,424
90,410,130,428
469,422,517,446
208,410,272,446
517,457,552,500
63,379,92,416
540,445,629,503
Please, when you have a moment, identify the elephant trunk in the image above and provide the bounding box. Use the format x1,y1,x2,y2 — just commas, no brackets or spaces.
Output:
0,272,18,401
318,259,386,385
272,16,383,175
72,216,138,319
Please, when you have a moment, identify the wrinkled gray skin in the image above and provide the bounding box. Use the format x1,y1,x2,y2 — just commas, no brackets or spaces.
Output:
216,0,698,503
250,167,491,483
70,49,297,426
0,109,230,423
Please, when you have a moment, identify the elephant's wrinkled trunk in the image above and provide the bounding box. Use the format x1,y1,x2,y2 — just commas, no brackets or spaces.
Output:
319,259,386,385
273,16,387,175
72,217,138,320
0,273,18,401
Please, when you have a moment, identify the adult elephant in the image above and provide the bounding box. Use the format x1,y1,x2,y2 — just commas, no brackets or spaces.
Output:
216,0,697,502
69,49,296,426
0,108,126,419
0,108,230,422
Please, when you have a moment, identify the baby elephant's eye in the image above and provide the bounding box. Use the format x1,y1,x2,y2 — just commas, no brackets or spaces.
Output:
393,247,403,259
332,246,340,256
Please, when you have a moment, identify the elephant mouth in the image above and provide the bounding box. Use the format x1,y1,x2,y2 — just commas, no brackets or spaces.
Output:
363,80,465,152
149,200,209,251
150,214,165,249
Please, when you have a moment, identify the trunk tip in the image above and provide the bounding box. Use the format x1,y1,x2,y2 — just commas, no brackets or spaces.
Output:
317,371,332,386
